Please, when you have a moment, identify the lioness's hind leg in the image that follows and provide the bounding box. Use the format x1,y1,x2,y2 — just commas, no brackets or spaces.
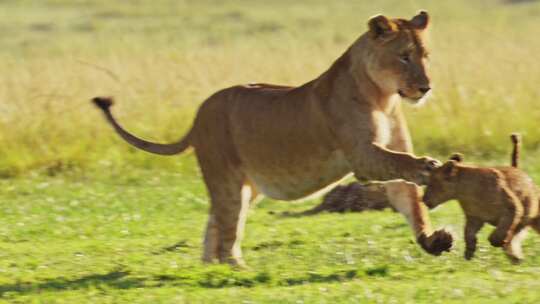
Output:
199,163,252,267
211,183,252,267
202,212,219,263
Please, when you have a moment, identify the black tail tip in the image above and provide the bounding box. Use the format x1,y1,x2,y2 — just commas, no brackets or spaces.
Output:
92,96,114,111
510,133,521,144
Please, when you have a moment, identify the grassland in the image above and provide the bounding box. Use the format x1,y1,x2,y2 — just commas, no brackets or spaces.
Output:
1,0,540,174
1,0,540,303
1,163,540,303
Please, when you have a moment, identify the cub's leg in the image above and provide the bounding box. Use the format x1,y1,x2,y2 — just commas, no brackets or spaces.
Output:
463,216,484,260
384,180,453,255
504,226,528,264
532,216,540,234
488,189,524,247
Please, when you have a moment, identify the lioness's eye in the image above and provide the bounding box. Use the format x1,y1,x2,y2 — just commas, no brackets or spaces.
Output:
399,54,410,64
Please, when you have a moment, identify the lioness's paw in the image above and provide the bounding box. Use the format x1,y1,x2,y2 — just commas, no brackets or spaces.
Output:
414,157,441,185
419,157,441,171
417,229,453,256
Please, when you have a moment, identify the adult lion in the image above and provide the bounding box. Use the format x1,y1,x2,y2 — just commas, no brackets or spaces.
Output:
93,11,452,266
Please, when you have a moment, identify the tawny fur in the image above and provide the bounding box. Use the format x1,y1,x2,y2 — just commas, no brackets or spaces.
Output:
93,11,453,266
424,134,539,263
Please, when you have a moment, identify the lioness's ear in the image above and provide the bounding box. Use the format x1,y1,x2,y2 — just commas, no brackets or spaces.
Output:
368,15,397,39
411,11,430,30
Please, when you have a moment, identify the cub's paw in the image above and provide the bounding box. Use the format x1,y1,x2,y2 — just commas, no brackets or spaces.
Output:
488,234,506,248
417,229,453,256
464,250,475,260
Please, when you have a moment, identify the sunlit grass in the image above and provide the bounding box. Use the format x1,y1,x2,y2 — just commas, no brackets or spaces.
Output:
1,0,540,175
1,2,540,302
0,166,539,303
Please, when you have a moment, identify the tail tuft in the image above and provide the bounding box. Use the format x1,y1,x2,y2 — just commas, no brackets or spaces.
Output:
510,133,521,144
92,96,114,112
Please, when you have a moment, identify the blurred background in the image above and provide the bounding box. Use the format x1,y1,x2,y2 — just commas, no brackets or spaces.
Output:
1,0,540,176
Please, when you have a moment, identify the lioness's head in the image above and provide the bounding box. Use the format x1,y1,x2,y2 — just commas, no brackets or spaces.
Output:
357,11,431,104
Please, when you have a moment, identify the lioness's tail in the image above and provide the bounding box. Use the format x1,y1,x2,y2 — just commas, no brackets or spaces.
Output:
92,96,191,155
510,133,521,168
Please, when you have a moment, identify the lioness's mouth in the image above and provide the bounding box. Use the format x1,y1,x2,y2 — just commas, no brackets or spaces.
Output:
398,89,421,100
398,89,429,105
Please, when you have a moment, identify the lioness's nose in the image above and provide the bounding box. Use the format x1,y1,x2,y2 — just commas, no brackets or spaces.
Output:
419,87,431,94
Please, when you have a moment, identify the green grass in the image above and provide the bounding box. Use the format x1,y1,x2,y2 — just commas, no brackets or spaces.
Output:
2,0,540,302
1,157,540,303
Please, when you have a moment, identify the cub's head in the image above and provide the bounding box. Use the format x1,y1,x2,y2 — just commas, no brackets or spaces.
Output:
358,11,431,104
423,154,463,208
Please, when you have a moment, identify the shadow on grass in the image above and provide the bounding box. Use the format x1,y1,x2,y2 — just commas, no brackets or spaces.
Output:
0,269,145,297
0,266,389,296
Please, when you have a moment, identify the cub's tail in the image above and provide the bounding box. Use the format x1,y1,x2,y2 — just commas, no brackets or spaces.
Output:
510,133,521,168
92,96,191,155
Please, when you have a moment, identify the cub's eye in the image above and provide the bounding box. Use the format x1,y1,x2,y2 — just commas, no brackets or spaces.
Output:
399,54,410,64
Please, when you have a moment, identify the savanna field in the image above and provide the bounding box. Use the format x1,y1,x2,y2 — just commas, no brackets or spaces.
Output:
1,0,540,303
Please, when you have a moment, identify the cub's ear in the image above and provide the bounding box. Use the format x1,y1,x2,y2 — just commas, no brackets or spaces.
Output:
368,15,398,39
449,153,463,163
410,11,430,30
442,160,459,179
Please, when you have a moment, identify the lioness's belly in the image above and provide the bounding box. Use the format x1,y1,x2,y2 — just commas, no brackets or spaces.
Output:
246,150,352,200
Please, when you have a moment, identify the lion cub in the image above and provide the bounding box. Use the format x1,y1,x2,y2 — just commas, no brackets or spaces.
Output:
423,134,540,262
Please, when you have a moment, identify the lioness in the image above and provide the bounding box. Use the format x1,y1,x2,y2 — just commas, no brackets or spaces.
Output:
424,135,540,263
93,11,452,266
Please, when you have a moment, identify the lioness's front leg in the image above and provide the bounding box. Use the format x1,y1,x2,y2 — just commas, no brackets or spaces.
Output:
386,102,413,154
385,108,452,254
384,180,452,255
331,108,439,185
364,144,440,185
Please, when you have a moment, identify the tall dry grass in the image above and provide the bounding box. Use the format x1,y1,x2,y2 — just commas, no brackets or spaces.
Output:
1,0,540,176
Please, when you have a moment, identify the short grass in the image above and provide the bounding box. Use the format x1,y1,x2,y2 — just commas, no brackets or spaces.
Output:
2,0,540,303
1,157,540,303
